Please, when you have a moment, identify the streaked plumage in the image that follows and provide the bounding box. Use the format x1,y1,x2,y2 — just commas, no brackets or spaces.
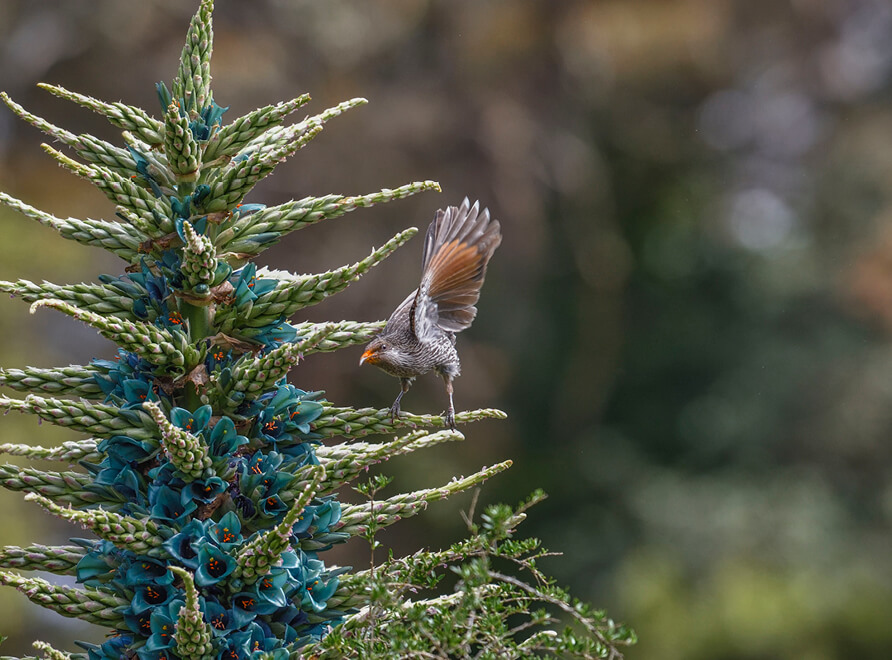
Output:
360,198,502,429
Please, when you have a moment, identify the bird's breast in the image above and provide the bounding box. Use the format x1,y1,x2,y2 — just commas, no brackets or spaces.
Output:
373,333,460,379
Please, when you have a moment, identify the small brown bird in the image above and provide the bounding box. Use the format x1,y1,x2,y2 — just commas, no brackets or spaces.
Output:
360,198,502,429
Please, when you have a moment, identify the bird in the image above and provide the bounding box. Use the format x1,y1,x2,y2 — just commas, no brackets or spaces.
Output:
359,198,502,430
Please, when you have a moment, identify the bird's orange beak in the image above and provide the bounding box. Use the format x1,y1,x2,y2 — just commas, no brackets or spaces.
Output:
359,348,377,366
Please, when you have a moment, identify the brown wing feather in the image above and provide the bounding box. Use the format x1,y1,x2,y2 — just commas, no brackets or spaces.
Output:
416,198,502,334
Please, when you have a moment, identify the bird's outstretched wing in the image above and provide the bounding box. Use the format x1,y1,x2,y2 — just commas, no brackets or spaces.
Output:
385,289,417,335
408,198,502,338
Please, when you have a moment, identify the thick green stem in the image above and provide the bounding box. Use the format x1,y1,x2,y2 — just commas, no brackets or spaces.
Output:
181,299,212,409
182,300,212,341
177,180,197,197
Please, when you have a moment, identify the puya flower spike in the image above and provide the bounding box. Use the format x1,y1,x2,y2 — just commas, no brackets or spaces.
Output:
29,299,194,370
221,324,339,397
0,364,105,397
0,462,117,509
0,438,101,462
215,181,441,257
40,143,172,235
0,191,142,260
163,102,202,182
328,461,513,543
143,400,214,482
214,228,418,336
0,278,137,319
173,0,214,113
1,91,140,178
0,570,128,626
0,544,87,576
231,464,325,584
37,82,164,145
202,93,311,163
30,640,74,660
167,567,215,660
0,393,156,439
24,492,169,555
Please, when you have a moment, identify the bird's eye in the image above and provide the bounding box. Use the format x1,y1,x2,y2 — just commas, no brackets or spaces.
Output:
380,343,387,351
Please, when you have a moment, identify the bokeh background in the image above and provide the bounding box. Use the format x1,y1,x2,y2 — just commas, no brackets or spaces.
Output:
2,0,892,657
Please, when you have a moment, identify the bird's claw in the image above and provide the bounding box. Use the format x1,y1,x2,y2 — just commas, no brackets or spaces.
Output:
443,408,456,431
390,401,402,425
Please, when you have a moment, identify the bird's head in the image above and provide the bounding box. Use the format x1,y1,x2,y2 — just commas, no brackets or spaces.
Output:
360,336,394,367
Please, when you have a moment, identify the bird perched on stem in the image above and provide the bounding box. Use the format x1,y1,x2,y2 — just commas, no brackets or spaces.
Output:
360,198,502,430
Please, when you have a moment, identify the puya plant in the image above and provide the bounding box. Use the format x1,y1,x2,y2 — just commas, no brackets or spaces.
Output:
0,2,635,659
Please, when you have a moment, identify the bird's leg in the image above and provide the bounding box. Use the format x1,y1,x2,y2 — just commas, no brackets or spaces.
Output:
390,378,411,423
442,375,456,431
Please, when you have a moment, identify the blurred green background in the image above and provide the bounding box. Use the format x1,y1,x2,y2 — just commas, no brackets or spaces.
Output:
2,0,892,657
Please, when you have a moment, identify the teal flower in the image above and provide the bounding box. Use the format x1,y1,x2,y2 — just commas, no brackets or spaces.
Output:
93,454,146,504
191,183,211,209
291,499,341,538
195,541,237,586
93,350,160,395
225,621,283,658
121,378,159,410
184,474,227,503
255,416,284,445
285,553,339,613
124,609,153,639
250,650,290,660
76,634,134,660
125,557,176,586
250,386,322,448
284,398,324,436
260,493,287,518
278,439,318,461
237,451,293,521
238,623,281,655
231,264,276,309
212,259,234,286
233,203,266,217
204,599,237,638
108,265,174,325
170,404,213,434
250,321,299,347
206,345,235,374
149,483,197,523
74,541,120,587
97,434,158,463
240,451,286,485
265,604,308,646
125,146,164,197
151,249,185,294
143,598,184,653
230,592,262,629
219,634,253,659
254,568,289,609
175,214,208,239
131,582,175,614
162,519,208,569
156,81,174,111
302,573,339,613
207,415,249,456
208,510,243,550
